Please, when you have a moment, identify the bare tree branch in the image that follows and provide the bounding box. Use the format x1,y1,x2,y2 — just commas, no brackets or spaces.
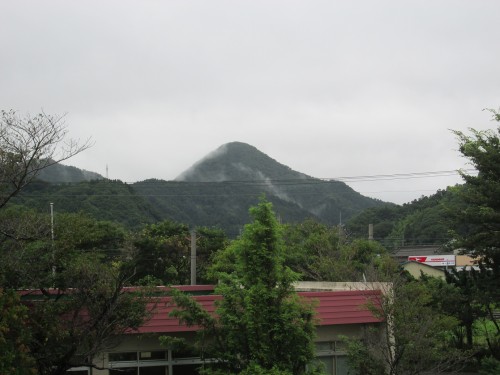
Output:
0,110,92,209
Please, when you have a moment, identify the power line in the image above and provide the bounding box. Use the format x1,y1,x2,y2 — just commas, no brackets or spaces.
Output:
18,169,471,198
328,169,475,182
124,168,473,184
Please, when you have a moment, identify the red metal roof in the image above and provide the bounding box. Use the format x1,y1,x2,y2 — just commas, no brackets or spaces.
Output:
305,290,382,326
137,294,222,333
135,289,383,334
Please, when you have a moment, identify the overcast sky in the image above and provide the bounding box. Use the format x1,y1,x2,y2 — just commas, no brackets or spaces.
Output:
1,0,499,204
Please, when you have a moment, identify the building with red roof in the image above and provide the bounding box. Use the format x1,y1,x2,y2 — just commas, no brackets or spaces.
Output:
73,282,386,375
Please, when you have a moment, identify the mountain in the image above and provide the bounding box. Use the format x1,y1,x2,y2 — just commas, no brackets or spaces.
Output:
177,141,384,219
177,142,311,182
12,179,161,228
12,142,388,235
36,162,104,183
133,142,386,235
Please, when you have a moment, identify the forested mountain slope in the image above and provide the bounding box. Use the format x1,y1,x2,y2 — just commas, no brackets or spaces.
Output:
12,142,387,235
134,142,386,235
12,180,161,228
346,188,462,249
36,161,104,183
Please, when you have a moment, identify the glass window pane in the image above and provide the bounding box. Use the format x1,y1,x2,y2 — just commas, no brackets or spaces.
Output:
172,364,200,375
315,341,333,351
140,351,167,360
334,341,347,352
336,356,349,375
139,366,168,375
110,368,138,375
109,352,138,361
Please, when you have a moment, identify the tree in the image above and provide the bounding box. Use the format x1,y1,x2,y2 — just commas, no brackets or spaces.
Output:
25,255,150,375
443,268,486,350
0,288,37,375
0,210,128,289
170,199,318,374
0,110,91,209
0,111,152,374
282,219,341,281
448,108,500,358
282,219,396,282
345,276,465,375
450,108,500,265
131,220,228,285
0,208,152,375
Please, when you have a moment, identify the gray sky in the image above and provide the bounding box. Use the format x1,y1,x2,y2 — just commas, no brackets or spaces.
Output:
1,0,499,204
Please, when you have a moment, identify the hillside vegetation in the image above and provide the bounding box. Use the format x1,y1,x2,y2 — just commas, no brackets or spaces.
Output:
14,142,386,235
346,186,467,249
12,180,161,228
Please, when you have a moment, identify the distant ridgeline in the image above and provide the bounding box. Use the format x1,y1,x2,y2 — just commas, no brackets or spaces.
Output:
36,161,104,183
13,142,388,236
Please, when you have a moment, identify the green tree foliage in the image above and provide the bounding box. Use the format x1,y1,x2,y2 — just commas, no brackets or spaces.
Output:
282,219,397,282
195,226,229,283
12,255,147,375
53,212,126,254
25,255,150,375
479,356,500,374
132,220,191,285
346,204,402,243
450,108,500,267
169,199,318,374
132,220,228,285
443,269,486,350
0,110,153,375
344,339,385,375
12,179,161,228
0,289,36,375
0,209,128,288
346,276,464,375
0,208,151,375
346,189,457,249
443,265,500,359
282,219,341,280
447,108,500,358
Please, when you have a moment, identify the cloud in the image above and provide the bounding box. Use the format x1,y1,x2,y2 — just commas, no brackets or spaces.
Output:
1,0,500,204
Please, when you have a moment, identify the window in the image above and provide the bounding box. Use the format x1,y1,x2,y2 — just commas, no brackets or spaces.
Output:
109,352,138,362
66,366,90,375
109,369,138,375
108,350,210,375
109,351,169,375
314,341,350,375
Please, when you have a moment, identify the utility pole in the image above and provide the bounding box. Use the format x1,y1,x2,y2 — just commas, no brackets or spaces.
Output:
368,223,374,241
190,229,197,285
50,202,54,242
50,202,55,281
338,211,343,245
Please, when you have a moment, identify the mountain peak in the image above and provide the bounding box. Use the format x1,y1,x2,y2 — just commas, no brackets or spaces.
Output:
176,142,309,182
